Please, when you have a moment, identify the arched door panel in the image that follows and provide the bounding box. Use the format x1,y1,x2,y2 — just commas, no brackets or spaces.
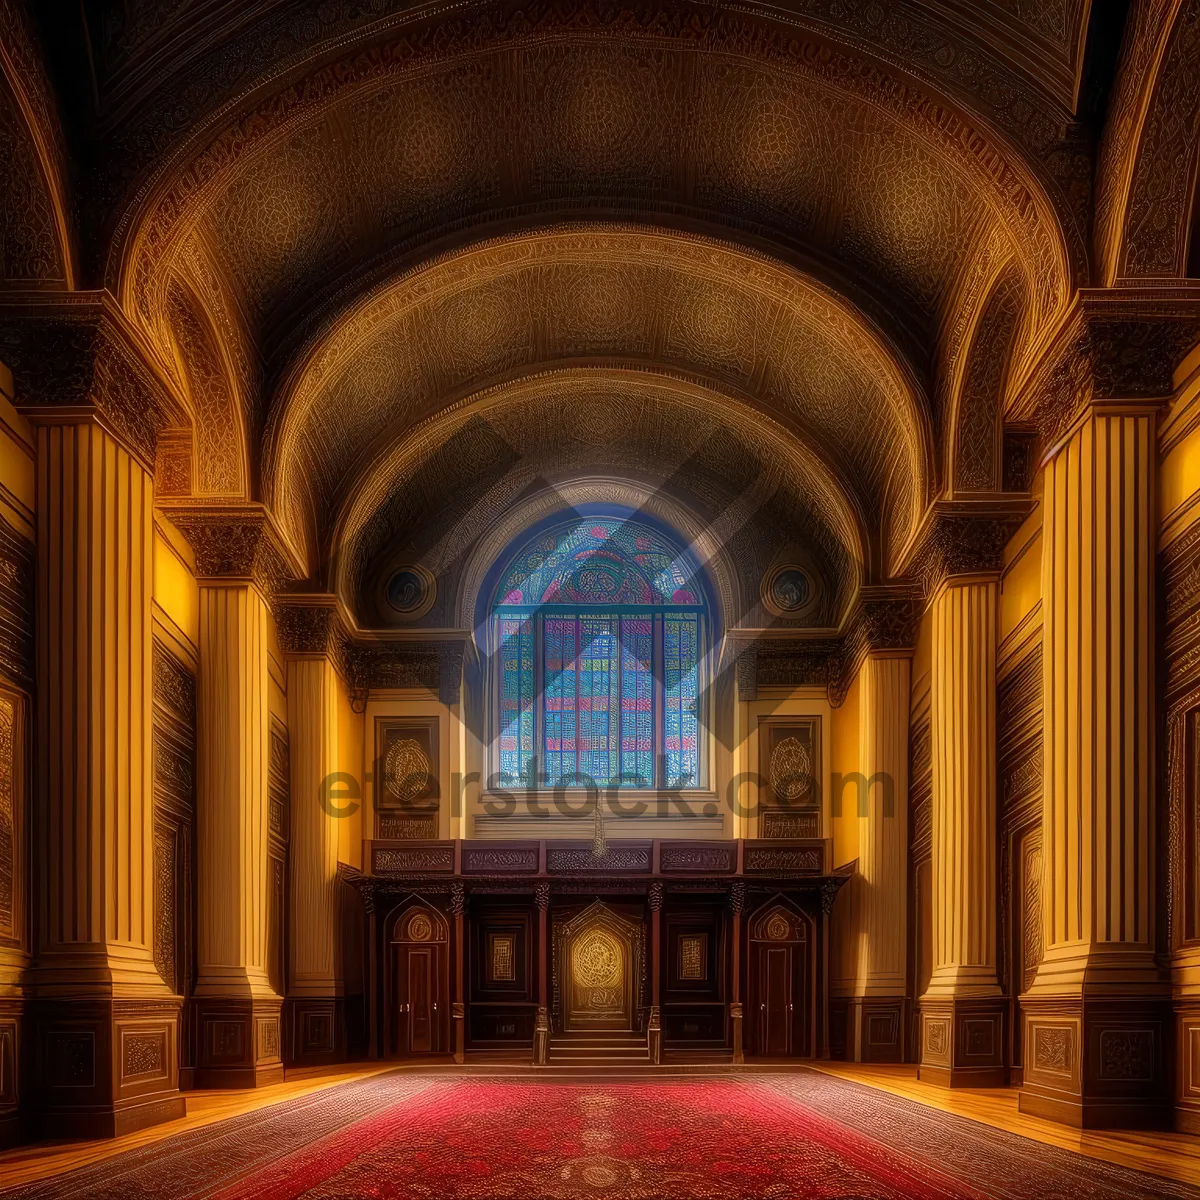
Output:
747,904,812,1058
387,904,448,1058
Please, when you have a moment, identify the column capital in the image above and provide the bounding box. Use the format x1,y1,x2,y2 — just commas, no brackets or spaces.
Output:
0,292,184,470
1009,286,1200,450
902,499,1030,599
159,502,303,599
825,587,920,706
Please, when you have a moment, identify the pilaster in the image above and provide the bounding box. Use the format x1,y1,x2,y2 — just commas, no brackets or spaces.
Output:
169,507,300,1088
29,413,184,1137
920,575,1006,1087
843,652,911,1062
278,597,347,1067
1020,402,1169,1129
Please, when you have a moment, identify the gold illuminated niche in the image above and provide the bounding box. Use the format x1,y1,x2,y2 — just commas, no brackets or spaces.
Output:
679,934,707,981
489,933,516,983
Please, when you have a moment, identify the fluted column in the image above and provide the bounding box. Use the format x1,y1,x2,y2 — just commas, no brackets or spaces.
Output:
284,652,344,1063
919,575,1005,1086
32,417,184,1135
1020,405,1168,1128
194,580,282,1086
844,652,910,1061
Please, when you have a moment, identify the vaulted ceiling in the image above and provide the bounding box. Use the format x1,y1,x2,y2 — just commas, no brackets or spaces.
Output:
3,0,1199,631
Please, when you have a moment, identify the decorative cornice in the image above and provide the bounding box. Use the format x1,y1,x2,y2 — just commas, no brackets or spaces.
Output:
158,502,303,599
343,638,465,705
0,292,182,468
902,498,1031,600
822,585,922,706
273,592,356,683
1009,287,1200,451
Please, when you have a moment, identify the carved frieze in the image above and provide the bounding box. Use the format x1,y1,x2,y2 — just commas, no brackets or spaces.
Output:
372,844,455,874
743,845,822,873
660,845,735,873
462,847,539,874
161,504,300,600
1009,291,1200,449
0,299,181,466
547,845,652,873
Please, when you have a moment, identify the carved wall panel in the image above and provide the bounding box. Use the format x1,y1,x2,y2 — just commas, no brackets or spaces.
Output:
151,640,196,1065
997,642,1042,1078
0,691,22,945
1166,518,1200,952
374,718,439,838
267,717,290,1000
907,709,932,1060
0,522,34,691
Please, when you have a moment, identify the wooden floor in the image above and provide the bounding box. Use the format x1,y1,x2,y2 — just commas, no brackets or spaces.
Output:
811,1062,1200,1188
1,1061,1198,1191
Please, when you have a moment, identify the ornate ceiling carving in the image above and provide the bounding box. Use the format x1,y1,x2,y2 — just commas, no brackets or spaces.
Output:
266,226,927,583
1093,0,1200,285
117,13,1074,346
0,0,73,286
7,0,1199,639
333,369,863,630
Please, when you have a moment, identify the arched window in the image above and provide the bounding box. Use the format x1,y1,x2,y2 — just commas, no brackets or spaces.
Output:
491,515,706,791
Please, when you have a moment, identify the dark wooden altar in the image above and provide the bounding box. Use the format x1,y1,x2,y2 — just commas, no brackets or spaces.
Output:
347,839,850,1065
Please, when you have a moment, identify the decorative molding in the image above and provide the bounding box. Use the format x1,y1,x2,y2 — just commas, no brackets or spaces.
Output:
160,503,302,598
372,843,455,875
0,295,181,467
1009,289,1200,449
547,845,652,873
743,845,823,874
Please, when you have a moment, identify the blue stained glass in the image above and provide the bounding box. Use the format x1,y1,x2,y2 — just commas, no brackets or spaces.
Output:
577,616,619,786
619,617,653,787
664,612,700,787
497,613,535,786
544,617,577,788
496,518,698,607
494,514,705,790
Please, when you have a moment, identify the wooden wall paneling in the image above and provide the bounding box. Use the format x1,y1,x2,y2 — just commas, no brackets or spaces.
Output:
267,719,289,1002
1165,515,1200,1132
996,643,1043,1086
151,643,197,1088
907,710,932,1064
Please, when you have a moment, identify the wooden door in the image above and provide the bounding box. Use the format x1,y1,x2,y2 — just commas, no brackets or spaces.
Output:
394,944,441,1056
407,947,435,1052
748,905,810,1057
759,945,793,1055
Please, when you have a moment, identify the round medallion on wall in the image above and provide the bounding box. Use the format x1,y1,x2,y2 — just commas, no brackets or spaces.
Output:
407,912,434,942
762,564,816,618
386,738,432,804
766,912,792,941
385,563,436,621
769,736,813,804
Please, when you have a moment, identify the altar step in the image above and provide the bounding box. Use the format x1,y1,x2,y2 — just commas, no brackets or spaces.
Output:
547,1030,649,1065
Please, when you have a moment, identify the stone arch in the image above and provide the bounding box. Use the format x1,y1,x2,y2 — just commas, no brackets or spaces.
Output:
0,3,74,286
1094,0,1200,284
330,368,870,630
948,266,1026,494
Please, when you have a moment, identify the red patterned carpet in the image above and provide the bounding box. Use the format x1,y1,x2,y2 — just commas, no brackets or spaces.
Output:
2,1071,1197,1200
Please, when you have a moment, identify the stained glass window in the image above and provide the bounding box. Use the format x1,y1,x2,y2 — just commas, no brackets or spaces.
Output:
494,516,705,790
497,613,535,786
